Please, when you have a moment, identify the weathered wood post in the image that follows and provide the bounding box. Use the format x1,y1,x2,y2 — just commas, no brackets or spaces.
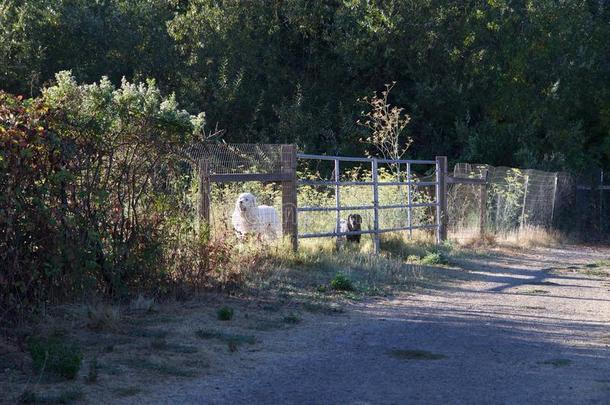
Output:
479,169,489,238
435,156,448,243
198,159,210,226
199,159,211,272
550,172,558,226
281,144,298,251
372,158,380,254
520,172,530,230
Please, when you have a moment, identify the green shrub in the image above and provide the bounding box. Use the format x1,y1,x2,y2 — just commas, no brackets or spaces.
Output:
420,252,448,265
28,336,82,379
1,73,208,324
217,307,234,321
330,273,354,291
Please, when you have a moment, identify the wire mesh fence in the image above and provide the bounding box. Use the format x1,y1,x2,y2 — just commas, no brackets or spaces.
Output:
183,143,284,174
448,163,574,241
177,144,610,246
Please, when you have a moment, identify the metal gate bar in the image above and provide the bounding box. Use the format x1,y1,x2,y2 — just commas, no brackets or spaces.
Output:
296,153,442,253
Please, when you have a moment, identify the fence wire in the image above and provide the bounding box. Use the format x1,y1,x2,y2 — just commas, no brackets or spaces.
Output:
183,143,284,174
449,163,573,239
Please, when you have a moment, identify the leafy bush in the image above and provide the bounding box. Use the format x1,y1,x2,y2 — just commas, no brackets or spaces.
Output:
330,273,354,291
420,252,449,265
28,336,82,379
217,307,234,321
0,73,208,323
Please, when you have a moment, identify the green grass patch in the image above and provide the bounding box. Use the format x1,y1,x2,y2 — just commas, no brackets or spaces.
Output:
420,252,449,265
330,273,354,291
217,307,234,321
388,349,447,360
28,336,82,380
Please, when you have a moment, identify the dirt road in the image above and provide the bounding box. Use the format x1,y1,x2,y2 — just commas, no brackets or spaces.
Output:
133,245,610,404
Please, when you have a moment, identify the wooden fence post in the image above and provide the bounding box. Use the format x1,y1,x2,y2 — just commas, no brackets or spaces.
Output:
281,145,298,251
550,172,558,226
199,159,210,226
436,156,448,243
479,169,489,238
372,158,380,253
520,173,529,230
199,159,211,272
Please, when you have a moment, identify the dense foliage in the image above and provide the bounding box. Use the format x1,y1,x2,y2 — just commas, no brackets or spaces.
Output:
0,73,211,321
1,0,609,172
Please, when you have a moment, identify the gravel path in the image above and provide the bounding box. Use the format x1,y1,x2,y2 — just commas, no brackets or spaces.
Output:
132,245,610,404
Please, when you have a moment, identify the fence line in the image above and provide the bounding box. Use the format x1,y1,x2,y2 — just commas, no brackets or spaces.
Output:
447,163,589,238
295,154,442,252
193,143,608,250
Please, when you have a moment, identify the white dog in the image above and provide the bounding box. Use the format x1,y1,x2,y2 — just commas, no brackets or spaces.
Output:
231,192,281,240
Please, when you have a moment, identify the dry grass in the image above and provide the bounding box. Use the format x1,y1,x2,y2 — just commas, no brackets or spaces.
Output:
86,304,122,332
237,235,443,302
454,226,564,249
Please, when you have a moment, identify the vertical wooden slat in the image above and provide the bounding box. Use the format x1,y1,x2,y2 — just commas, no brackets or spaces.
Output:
550,172,558,225
281,144,298,251
199,159,210,226
520,173,529,230
372,158,380,253
435,156,447,243
199,159,211,272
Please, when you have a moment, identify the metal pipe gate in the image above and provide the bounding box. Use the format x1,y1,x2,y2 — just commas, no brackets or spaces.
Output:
296,154,445,253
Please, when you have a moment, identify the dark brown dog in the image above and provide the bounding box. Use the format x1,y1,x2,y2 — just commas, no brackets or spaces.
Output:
346,214,362,243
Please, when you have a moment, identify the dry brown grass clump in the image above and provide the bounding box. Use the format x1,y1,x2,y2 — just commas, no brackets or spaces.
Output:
86,304,122,332
454,226,564,249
